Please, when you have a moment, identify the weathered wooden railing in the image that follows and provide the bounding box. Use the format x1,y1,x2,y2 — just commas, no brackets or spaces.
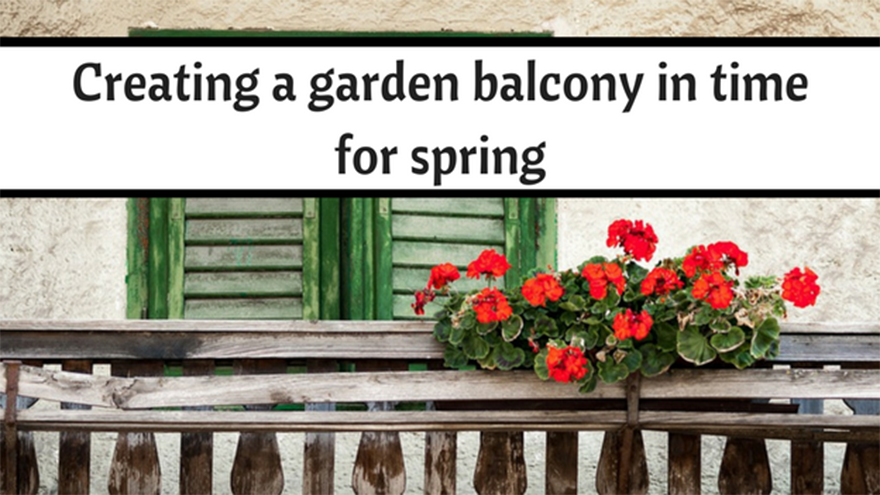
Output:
1,320,878,495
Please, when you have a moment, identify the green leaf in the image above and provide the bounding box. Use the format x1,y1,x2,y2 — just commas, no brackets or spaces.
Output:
501,314,524,342
751,317,780,360
578,371,598,393
534,347,550,380
710,327,746,353
433,320,452,342
620,349,643,373
623,289,641,303
625,262,649,284
654,321,678,352
584,326,600,349
460,312,477,330
493,342,526,370
461,334,490,360
597,358,630,384
639,344,677,377
476,320,497,336
709,319,731,333
694,308,714,327
560,310,578,326
535,315,559,338
677,326,717,366
720,344,757,369
448,324,465,346
443,346,468,369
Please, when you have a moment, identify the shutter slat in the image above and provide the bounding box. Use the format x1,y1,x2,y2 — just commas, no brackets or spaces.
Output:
186,198,304,217
392,214,505,244
185,218,304,244
185,298,304,319
185,271,303,297
392,198,504,217
185,245,303,270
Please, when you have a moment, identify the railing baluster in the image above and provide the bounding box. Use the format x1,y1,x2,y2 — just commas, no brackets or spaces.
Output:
545,431,578,495
180,359,215,495
473,431,527,495
841,361,880,495
108,360,162,495
230,359,285,495
59,360,92,495
303,358,337,495
791,363,824,495
668,433,701,495
717,438,772,495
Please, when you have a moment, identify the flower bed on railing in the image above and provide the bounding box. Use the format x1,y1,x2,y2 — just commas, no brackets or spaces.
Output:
413,219,820,393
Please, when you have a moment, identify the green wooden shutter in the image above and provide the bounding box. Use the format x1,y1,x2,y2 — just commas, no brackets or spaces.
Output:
128,197,338,321
344,198,556,321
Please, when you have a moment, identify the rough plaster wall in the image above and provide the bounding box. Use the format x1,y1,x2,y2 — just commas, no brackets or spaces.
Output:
1,0,878,36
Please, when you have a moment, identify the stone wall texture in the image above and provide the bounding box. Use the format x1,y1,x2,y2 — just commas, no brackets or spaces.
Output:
1,0,878,36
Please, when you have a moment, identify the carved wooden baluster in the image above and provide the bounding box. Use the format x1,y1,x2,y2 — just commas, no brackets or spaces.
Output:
595,430,649,495
352,360,406,495
424,361,456,495
545,431,578,495
473,431,527,495
108,360,163,495
791,363,825,495
59,360,92,495
841,397,880,495
303,358,337,495
717,437,772,495
668,433,701,495
180,359,215,495
230,359,286,495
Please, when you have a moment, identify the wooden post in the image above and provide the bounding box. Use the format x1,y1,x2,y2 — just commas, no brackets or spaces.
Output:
425,361,456,495
717,437,772,495
791,363,824,495
841,396,880,495
303,359,337,495
668,433,701,495
1,360,39,495
59,360,92,495
180,360,214,495
545,431,578,495
473,431,527,495
2,361,20,495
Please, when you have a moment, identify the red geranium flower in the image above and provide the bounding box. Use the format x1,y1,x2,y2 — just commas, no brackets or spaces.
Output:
466,249,511,281
612,309,653,341
546,344,590,383
411,288,436,316
428,263,461,290
522,273,564,307
782,267,820,308
682,245,723,278
581,262,626,300
471,287,513,323
709,241,749,276
692,271,734,310
606,219,658,262
641,267,683,297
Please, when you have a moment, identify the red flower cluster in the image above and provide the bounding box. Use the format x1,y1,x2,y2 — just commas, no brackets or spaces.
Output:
546,344,590,383
467,249,511,280
683,242,748,278
607,219,658,262
471,287,513,323
782,267,820,308
692,271,734,309
640,267,683,297
428,263,460,290
522,273,564,307
612,309,653,341
411,288,436,316
581,262,626,300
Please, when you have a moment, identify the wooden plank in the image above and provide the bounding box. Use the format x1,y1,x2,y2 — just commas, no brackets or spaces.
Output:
148,198,171,319
126,198,150,320
595,430,648,495
319,198,342,320
393,267,487,294
424,430,456,495
108,361,162,495
186,198,304,217
535,197,557,270
59,360,91,495
473,431,527,495
185,297,304,319
375,198,394,321
841,392,880,495
717,438,772,495
668,433,700,495
185,218,304,244
302,359,337,495
393,241,505,268
230,359,285,495
9,365,880,411
545,431,578,495
184,271,304,297
392,214,505,244
2,361,39,495
168,198,186,319
391,198,504,217
301,197,320,320
790,364,824,495
352,361,407,495
185,245,303,270
503,198,521,285
180,360,214,495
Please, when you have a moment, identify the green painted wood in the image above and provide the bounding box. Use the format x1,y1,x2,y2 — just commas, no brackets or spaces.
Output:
375,198,394,321
536,198,557,270
364,199,376,321
393,268,487,294
148,198,170,320
320,199,342,320
345,199,366,320
503,198,522,285
184,271,304,297
126,198,150,319
392,241,505,268
302,198,321,320
392,198,505,217
392,215,505,244
186,198,304,217
518,198,537,276
185,245,303,270
185,218,304,244
185,298,304,319
168,198,186,320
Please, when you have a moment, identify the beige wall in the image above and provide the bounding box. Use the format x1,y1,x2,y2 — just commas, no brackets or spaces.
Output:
1,197,876,494
1,0,878,36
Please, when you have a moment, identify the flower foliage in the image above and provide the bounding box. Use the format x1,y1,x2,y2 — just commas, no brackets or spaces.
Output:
422,220,820,393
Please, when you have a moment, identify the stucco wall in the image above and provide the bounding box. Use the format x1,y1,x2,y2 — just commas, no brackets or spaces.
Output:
1,0,878,36
1,197,877,494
